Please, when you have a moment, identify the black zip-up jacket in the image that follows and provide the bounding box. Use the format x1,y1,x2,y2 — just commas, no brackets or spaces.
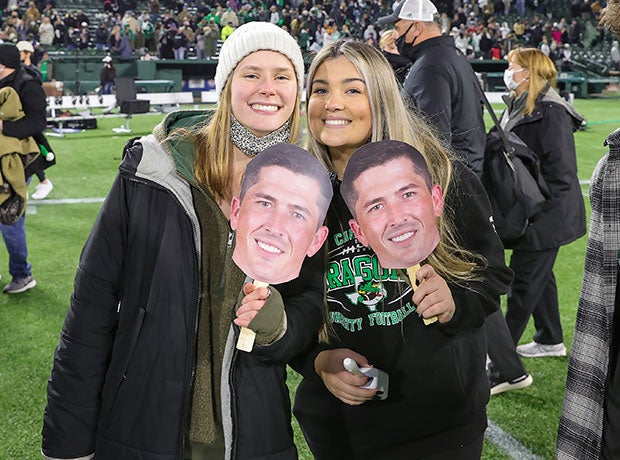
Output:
402,36,486,177
42,111,324,459
3,64,57,176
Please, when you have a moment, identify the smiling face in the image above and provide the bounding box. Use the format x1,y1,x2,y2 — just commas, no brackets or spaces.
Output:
348,157,443,268
230,50,299,137
230,165,329,284
307,56,373,158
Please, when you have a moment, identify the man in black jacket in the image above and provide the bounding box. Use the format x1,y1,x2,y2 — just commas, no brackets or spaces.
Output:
0,43,40,294
379,0,486,176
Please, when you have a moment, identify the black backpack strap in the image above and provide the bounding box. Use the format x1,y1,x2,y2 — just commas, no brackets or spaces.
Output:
473,79,514,155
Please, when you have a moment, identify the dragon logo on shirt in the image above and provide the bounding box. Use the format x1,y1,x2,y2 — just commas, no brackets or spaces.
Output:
345,277,387,312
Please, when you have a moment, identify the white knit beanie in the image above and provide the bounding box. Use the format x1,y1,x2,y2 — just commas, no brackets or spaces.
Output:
214,22,305,99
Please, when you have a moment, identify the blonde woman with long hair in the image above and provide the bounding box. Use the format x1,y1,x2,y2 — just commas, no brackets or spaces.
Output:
499,47,586,359
292,39,513,459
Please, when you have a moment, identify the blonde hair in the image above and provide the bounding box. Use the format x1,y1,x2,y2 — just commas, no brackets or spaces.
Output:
507,47,557,115
190,68,301,203
379,29,395,51
306,40,484,284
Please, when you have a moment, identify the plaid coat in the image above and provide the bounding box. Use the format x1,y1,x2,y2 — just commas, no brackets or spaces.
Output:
557,127,620,459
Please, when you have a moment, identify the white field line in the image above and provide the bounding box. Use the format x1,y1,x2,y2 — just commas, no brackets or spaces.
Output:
580,179,590,198
486,420,541,460
28,198,106,205
26,197,105,214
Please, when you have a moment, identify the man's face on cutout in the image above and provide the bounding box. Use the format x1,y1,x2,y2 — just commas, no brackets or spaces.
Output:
230,165,329,284
348,157,443,268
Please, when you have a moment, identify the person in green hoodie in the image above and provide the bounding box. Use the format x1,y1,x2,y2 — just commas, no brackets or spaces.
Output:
42,22,317,460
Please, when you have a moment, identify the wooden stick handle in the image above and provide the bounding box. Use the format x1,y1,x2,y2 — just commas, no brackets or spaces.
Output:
236,280,269,352
406,265,438,326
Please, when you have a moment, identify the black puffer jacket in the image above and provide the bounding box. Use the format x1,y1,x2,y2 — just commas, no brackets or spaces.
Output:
42,111,324,459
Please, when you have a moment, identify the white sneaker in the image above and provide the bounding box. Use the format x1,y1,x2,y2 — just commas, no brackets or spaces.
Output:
32,180,54,200
490,373,534,396
517,341,567,358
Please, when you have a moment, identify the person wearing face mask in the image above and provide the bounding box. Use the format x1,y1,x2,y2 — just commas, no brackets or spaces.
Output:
502,65,526,92
378,29,411,84
378,0,486,177
499,47,586,359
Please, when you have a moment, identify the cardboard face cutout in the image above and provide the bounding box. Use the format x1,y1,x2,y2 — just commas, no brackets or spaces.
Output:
341,141,443,325
346,156,443,270
230,150,330,285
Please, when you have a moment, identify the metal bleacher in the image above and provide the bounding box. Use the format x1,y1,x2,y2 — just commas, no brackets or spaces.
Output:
136,91,195,110
45,87,218,135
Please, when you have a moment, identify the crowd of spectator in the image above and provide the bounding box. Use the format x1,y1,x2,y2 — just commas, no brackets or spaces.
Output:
0,0,617,72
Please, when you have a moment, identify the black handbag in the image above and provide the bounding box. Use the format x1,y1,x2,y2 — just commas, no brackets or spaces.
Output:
476,85,549,242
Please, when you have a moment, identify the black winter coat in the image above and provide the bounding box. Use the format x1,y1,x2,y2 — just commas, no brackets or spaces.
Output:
42,111,324,459
501,89,586,250
0,65,47,139
402,36,486,176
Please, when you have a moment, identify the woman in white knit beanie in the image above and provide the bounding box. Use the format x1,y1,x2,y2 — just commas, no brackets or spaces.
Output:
198,20,306,209
42,21,316,460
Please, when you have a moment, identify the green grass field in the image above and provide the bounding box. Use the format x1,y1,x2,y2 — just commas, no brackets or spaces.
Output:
0,97,618,459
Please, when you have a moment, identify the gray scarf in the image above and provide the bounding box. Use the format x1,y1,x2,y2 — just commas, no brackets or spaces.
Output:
230,115,291,158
